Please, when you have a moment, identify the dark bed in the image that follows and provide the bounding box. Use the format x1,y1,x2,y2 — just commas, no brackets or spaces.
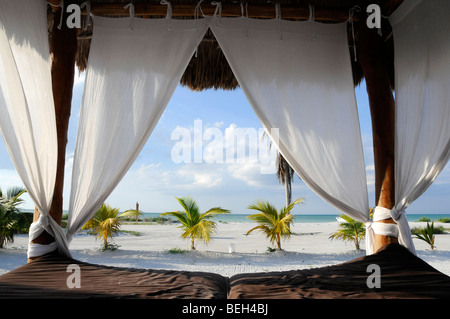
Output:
0,244,449,299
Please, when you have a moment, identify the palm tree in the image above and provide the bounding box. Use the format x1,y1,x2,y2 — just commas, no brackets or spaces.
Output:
161,197,230,250
0,186,27,248
412,221,436,250
246,198,303,250
262,132,295,206
82,203,137,250
277,153,295,207
329,214,366,250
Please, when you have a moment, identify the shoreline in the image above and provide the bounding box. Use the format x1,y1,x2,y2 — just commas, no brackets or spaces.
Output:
1,221,450,277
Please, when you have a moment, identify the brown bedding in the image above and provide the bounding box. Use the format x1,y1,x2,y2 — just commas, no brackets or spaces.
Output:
228,244,450,299
0,253,228,299
0,244,449,299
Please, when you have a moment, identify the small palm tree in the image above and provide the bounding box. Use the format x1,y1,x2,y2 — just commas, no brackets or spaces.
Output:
0,186,27,248
82,203,137,250
329,214,366,250
246,198,303,250
161,197,230,250
412,221,436,250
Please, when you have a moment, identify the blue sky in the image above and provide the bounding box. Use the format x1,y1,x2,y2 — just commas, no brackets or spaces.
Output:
1,69,449,215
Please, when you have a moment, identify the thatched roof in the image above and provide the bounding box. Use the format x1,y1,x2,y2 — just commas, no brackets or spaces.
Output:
48,0,402,91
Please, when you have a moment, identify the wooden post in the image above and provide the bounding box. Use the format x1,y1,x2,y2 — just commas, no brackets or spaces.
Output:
29,2,77,258
357,20,398,252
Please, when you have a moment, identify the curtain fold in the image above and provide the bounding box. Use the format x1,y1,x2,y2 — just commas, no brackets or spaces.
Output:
211,17,371,247
387,0,450,255
66,16,209,240
0,0,69,258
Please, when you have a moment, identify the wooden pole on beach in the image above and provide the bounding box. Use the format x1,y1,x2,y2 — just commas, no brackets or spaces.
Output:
357,19,398,253
29,1,77,261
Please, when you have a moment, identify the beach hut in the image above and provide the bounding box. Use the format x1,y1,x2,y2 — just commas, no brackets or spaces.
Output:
1,0,450,299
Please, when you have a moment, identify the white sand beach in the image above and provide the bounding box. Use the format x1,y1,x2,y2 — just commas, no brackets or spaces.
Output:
1,221,450,278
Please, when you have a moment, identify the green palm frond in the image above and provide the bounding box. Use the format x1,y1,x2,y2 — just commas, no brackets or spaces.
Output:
0,186,28,248
83,203,125,250
246,198,303,250
162,197,230,250
413,221,436,250
329,214,366,250
175,197,199,222
121,209,144,221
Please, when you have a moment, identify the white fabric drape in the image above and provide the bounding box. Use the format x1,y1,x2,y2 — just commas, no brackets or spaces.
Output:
211,17,371,245
66,15,209,240
386,0,450,255
0,0,69,258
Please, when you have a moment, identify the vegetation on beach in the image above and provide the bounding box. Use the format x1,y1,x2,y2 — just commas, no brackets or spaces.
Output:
161,197,230,250
165,247,188,254
411,221,444,250
0,186,30,248
82,203,141,250
329,214,366,250
246,198,303,251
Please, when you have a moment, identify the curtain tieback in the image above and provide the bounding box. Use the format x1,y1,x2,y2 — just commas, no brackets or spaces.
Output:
369,206,400,237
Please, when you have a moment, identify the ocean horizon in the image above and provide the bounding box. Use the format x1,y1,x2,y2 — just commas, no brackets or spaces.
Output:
141,212,450,223
22,209,450,223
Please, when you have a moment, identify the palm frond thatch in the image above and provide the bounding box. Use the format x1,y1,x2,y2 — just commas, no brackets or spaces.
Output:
49,0,400,91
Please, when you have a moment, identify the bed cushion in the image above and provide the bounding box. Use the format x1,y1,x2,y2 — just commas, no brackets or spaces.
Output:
228,244,450,299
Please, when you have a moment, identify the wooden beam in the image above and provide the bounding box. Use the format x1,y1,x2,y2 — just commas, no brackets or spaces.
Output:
84,3,352,22
29,2,78,260
357,18,398,253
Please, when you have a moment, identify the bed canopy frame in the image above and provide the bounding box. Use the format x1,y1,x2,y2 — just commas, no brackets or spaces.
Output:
2,0,449,262
2,0,450,301
33,0,402,257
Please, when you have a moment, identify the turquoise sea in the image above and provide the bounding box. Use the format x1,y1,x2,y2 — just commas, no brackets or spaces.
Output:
142,212,450,223
23,209,450,223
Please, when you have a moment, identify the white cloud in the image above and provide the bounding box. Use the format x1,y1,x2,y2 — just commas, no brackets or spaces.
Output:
177,164,223,188
0,169,24,188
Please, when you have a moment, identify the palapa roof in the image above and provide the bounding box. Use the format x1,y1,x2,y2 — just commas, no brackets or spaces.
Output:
48,0,403,91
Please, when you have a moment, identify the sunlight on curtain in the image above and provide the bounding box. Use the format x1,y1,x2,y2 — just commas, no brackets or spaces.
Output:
211,17,371,251
66,15,209,241
0,0,68,258
385,0,450,254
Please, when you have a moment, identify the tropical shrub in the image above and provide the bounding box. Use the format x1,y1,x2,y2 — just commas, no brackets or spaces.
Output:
329,214,366,250
82,203,137,250
0,186,28,248
246,198,303,251
162,197,230,250
411,221,437,250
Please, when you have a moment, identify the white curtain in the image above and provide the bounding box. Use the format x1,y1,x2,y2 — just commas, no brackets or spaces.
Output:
211,17,371,246
383,0,450,255
0,0,69,258
66,15,209,240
